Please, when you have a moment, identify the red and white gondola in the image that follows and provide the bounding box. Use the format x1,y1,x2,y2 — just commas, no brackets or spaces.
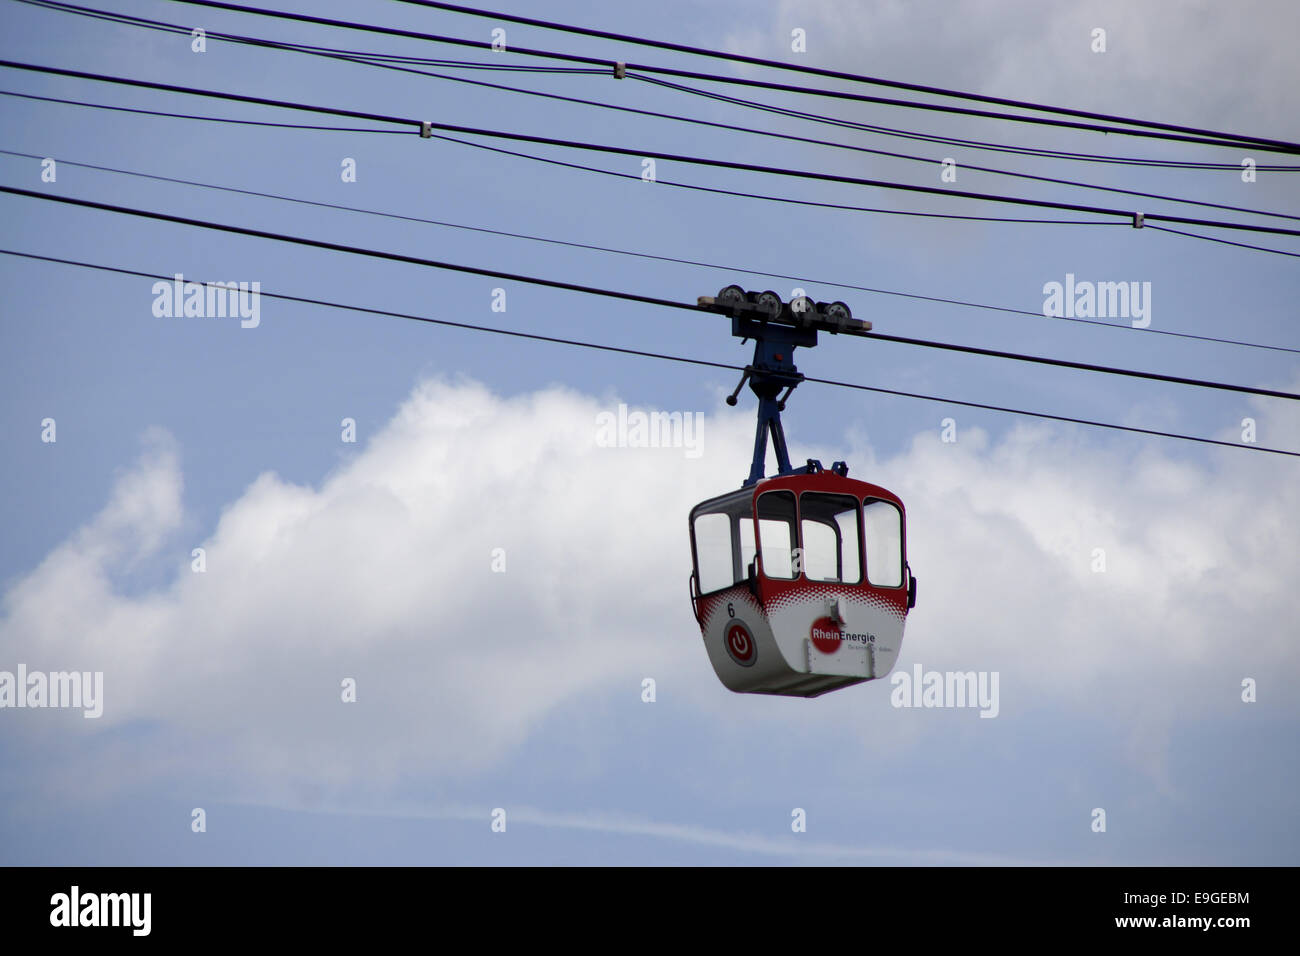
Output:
688,287,917,697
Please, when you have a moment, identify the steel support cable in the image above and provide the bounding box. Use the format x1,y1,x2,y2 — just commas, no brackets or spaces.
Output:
2,60,1298,239
1,185,1294,402
389,0,1300,153
139,0,1300,153
15,0,1300,213
2,246,1294,458
3,147,1295,347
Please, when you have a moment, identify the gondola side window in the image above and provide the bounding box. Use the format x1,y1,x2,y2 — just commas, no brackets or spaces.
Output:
756,490,797,580
799,492,863,584
693,512,734,594
863,499,904,587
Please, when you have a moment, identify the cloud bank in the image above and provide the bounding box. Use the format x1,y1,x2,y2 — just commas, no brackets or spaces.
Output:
2,377,1297,814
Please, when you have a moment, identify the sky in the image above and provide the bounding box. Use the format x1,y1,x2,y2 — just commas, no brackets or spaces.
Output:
0,0,1297,865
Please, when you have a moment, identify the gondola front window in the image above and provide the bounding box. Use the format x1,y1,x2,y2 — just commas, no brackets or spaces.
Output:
799,492,863,584
756,490,797,579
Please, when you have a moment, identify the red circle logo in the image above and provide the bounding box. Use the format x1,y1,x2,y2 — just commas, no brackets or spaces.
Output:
725,622,756,666
810,616,842,654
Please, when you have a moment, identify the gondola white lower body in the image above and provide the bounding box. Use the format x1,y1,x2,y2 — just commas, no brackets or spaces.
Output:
696,584,905,698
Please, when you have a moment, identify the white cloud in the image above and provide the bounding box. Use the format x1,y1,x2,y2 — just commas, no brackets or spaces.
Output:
2,376,1297,808
715,0,1300,245
735,0,1300,137
1,380,754,799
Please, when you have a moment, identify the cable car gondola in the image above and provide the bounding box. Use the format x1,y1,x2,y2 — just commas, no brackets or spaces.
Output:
688,287,917,697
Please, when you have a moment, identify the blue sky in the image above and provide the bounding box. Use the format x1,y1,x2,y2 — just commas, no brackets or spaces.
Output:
1,0,1297,865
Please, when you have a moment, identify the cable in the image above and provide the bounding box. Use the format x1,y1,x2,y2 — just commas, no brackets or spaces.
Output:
370,129,1300,258
5,148,1294,354
391,1,1300,151
2,185,1294,402
0,58,415,128
1145,224,1300,259
410,127,1300,236
3,246,1294,458
157,0,1299,153
0,183,689,307
21,14,1295,250
424,127,1122,225
21,0,1300,217
156,0,625,71
0,96,1121,228
8,87,1294,258
628,73,1300,172
35,0,1296,172
4,59,1298,240
0,90,407,133
12,1,602,74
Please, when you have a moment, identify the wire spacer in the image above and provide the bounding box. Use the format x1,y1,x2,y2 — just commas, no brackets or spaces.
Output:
613,62,626,79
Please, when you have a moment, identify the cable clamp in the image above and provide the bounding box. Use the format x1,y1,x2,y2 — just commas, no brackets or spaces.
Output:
1133,212,1144,228
420,121,432,138
613,62,626,79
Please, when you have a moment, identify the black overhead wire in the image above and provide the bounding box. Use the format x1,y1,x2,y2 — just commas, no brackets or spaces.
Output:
17,0,1300,215
3,3,1290,456
12,83,1300,257
627,73,1300,172
0,59,411,127
39,0,1294,173
0,92,1127,227
10,1,604,75
0,89,407,133
9,83,1299,260
3,59,1299,241
1,184,1295,404
1145,224,1300,259
0,183,689,310
390,0,1300,154
4,148,1295,353
304,128,1300,259
326,128,1300,260
35,0,1293,174
152,0,1300,154
2,247,1295,460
